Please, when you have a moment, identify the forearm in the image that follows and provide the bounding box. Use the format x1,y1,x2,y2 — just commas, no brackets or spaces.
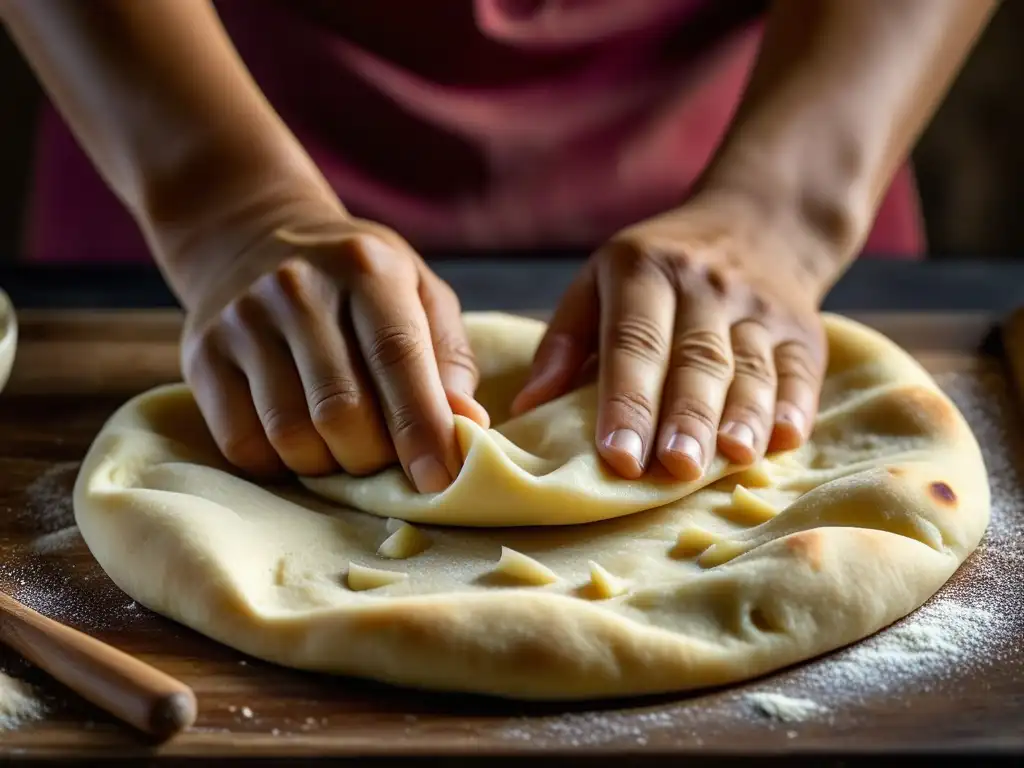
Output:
1,0,341,298
699,0,998,283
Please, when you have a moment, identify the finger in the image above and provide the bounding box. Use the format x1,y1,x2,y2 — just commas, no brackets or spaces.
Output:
256,263,397,476
420,275,489,428
654,305,733,482
717,320,777,465
769,339,824,453
347,252,459,494
511,263,598,416
183,336,284,478
572,351,599,390
596,253,676,479
224,299,337,477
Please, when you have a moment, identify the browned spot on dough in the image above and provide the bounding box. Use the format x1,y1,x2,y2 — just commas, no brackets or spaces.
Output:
929,481,957,506
814,384,958,448
886,466,905,477
785,531,824,571
881,385,958,438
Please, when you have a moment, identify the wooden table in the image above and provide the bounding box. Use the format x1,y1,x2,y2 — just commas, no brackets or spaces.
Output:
0,310,1021,765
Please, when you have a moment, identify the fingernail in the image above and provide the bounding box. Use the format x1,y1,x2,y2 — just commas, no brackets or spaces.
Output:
775,405,806,437
666,433,703,469
604,428,644,466
720,421,755,449
408,455,451,494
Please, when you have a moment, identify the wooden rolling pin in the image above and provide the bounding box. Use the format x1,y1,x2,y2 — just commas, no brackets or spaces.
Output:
0,590,196,739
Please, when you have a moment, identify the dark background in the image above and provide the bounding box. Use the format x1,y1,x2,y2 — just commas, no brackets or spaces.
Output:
2,3,1023,262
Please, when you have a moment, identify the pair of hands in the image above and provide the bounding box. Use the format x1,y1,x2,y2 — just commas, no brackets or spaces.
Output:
178,193,832,493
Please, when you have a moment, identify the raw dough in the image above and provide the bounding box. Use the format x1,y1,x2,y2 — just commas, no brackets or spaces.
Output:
73,313,990,700
303,313,738,526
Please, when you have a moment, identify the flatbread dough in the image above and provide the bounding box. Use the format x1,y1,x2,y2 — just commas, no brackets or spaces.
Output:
73,312,990,700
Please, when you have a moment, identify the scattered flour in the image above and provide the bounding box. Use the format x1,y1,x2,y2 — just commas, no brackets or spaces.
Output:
21,462,78,535
497,369,1024,747
0,671,46,732
30,526,81,556
743,693,827,722
20,463,82,558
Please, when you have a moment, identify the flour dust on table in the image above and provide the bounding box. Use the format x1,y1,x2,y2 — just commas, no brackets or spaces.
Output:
73,313,990,700
0,671,45,732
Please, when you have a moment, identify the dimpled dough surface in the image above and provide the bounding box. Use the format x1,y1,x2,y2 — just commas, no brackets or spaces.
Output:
73,313,990,700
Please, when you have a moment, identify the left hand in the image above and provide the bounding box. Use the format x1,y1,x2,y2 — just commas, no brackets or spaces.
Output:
511,191,837,481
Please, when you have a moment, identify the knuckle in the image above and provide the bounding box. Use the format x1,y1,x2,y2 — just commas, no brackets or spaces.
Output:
608,316,668,365
605,235,666,277
261,406,318,449
727,400,773,427
435,336,478,380
367,324,424,371
220,431,275,472
307,378,364,431
387,403,421,441
664,395,718,434
341,234,408,278
732,348,775,386
266,258,317,307
606,390,656,427
776,343,820,383
223,292,265,330
670,329,733,379
704,266,731,296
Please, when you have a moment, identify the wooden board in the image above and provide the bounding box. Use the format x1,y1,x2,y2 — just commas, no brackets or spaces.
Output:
0,310,1021,763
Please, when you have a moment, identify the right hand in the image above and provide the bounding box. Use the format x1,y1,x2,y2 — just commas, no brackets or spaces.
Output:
178,214,489,493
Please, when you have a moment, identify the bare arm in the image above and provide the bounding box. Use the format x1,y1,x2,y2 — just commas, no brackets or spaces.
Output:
1,0,486,494
701,0,1000,285
518,0,997,482
0,0,341,303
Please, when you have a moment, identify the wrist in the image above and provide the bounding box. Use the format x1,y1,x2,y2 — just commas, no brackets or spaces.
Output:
695,154,867,294
676,180,855,304
144,169,348,312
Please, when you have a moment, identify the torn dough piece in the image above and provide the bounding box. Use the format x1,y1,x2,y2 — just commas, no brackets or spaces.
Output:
588,561,628,599
674,524,719,557
377,523,431,560
493,547,559,586
729,485,778,525
347,563,407,591
74,312,989,700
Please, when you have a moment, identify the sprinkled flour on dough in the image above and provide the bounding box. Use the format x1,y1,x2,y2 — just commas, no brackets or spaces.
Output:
0,671,46,732
497,369,1024,747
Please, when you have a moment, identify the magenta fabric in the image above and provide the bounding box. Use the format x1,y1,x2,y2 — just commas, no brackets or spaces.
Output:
22,0,924,263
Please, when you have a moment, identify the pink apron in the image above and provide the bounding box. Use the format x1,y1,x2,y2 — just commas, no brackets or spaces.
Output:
22,0,923,263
